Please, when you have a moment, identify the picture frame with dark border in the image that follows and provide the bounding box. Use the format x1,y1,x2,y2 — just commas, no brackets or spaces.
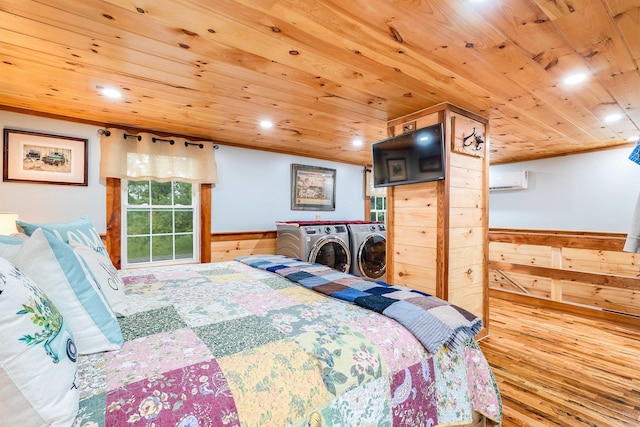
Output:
386,158,408,182
3,128,88,186
291,163,336,211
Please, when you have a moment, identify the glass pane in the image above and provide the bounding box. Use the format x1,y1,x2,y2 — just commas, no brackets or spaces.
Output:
375,197,384,210
127,236,150,264
361,235,386,278
173,181,192,206
379,212,385,223
175,234,194,259
152,210,173,234
175,209,193,233
127,210,150,235
151,181,173,205
152,235,174,261
128,181,149,205
314,242,349,273
370,212,376,222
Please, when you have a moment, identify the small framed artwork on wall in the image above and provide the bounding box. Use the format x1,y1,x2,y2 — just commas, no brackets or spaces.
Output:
3,128,88,186
386,158,407,182
291,163,336,211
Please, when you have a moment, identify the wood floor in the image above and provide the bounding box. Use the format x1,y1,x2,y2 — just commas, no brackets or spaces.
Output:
478,297,640,427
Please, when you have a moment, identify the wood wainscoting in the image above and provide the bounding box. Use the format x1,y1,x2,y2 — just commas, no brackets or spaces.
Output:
489,228,640,326
210,230,277,262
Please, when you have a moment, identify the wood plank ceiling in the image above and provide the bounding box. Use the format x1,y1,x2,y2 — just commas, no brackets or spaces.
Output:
1,0,639,165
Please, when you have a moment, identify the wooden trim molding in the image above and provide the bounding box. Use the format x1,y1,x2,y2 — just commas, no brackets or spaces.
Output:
490,288,639,327
490,261,640,291
490,228,626,251
200,184,212,263
105,177,121,269
105,179,213,268
211,230,277,241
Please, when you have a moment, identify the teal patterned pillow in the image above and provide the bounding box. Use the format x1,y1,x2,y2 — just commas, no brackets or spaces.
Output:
0,256,79,424
16,215,108,257
0,228,123,354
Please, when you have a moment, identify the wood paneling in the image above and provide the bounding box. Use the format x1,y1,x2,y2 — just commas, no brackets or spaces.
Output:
209,230,277,262
105,177,122,269
387,104,489,330
489,228,640,324
1,1,638,166
200,184,212,263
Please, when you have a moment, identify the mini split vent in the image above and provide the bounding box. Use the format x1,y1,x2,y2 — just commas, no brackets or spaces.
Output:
489,170,529,192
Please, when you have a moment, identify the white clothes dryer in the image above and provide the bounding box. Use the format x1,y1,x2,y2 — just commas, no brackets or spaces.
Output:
276,222,351,273
347,222,387,281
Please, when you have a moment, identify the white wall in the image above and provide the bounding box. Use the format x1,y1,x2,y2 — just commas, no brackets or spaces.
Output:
489,147,640,232
211,146,364,231
0,111,106,231
0,111,365,233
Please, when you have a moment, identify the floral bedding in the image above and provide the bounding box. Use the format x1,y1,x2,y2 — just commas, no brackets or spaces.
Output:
74,261,501,427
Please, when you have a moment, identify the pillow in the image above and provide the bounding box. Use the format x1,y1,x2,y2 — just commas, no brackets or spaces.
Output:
70,240,134,317
16,215,108,257
0,235,23,244
0,256,79,425
0,228,123,354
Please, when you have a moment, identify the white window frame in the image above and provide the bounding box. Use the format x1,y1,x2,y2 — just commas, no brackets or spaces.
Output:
121,179,200,269
370,195,387,223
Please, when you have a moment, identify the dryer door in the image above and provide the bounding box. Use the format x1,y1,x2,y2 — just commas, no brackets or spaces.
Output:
357,233,386,279
308,236,351,273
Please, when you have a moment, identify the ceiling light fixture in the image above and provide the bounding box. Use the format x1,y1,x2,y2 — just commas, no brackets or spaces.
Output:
563,73,587,85
259,120,273,129
352,138,363,147
98,86,122,99
604,113,622,123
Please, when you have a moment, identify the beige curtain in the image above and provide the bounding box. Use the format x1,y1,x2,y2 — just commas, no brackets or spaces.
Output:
365,168,387,198
99,128,219,184
624,190,640,253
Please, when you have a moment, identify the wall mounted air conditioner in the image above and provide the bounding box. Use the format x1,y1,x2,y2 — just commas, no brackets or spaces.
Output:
489,170,529,192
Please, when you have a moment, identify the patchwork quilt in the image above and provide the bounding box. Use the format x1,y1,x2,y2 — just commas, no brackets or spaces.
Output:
75,261,502,427
236,255,482,353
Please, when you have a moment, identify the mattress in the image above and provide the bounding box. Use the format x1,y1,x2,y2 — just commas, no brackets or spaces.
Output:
74,259,502,426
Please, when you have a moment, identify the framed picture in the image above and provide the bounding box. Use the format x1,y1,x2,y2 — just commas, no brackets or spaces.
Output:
291,163,336,211
386,158,407,182
3,128,88,186
419,156,442,173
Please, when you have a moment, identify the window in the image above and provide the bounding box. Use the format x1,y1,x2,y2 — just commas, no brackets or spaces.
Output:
370,196,386,223
122,180,199,267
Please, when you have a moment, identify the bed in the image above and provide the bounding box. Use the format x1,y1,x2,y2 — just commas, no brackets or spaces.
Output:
0,221,501,427
77,257,501,426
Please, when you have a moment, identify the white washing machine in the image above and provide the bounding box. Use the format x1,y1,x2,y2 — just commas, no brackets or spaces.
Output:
276,222,351,273
347,222,387,281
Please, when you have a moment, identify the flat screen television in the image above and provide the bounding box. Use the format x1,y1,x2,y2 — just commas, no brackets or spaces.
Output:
371,123,445,187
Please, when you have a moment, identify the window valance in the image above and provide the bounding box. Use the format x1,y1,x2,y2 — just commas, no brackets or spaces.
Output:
99,128,219,184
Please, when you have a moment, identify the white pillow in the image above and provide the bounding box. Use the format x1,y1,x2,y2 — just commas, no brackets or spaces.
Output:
0,256,79,426
70,240,134,317
0,228,123,354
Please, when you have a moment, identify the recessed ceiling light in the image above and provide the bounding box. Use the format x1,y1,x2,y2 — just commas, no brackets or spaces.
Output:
259,120,273,129
98,87,122,99
352,138,363,147
563,73,587,85
604,113,622,123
